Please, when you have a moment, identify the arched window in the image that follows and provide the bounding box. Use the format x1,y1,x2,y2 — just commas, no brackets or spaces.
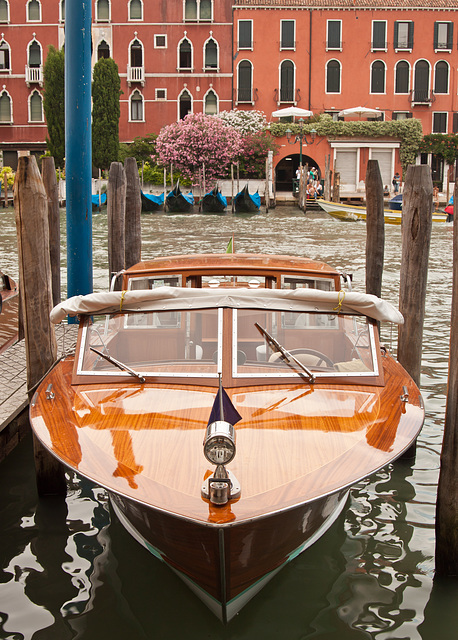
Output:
434,61,449,94
204,90,217,115
0,40,10,71
0,0,9,22
0,90,11,122
237,60,252,102
98,40,110,60
28,40,41,67
60,0,65,22
185,0,197,21
326,60,340,93
27,0,41,22
371,60,385,93
280,60,294,102
29,90,43,121
129,0,142,21
130,90,143,121
179,89,192,119
413,60,430,103
179,38,192,71
96,0,110,22
130,39,142,67
204,38,217,70
395,61,409,93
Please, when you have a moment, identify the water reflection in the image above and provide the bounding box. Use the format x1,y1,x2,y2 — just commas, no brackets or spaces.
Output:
0,207,457,639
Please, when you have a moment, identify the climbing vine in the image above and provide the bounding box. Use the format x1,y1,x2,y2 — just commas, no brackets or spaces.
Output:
268,114,423,173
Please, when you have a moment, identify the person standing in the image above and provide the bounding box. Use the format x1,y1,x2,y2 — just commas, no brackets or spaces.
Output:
392,172,400,194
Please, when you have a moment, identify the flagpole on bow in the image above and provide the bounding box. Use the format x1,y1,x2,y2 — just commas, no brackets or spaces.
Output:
218,373,224,421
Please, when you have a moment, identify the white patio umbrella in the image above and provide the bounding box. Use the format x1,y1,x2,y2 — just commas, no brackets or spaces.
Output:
272,106,314,119
338,106,381,118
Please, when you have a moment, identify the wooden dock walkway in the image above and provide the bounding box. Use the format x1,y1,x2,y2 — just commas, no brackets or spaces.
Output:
0,324,78,462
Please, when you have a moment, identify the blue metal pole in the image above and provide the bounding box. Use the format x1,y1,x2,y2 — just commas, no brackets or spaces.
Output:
65,0,92,303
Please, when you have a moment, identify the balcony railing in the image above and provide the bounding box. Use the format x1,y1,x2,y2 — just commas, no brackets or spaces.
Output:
25,65,43,86
237,88,253,103
127,65,144,85
411,89,434,105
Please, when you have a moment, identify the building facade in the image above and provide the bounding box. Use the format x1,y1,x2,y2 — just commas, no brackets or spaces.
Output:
1,0,458,189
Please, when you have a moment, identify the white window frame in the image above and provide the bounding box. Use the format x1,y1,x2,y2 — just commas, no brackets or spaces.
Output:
154,34,167,49
0,38,11,72
370,59,386,95
435,21,452,53
59,0,65,23
280,19,295,51
432,111,448,134
434,60,450,94
203,88,218,115
325,59,341,95
0,89,12,123
184,0,213,23
26,0,41,23
394,60,411,95
178,88,193,120
155,88,167,101
371,20,387,52
129,89,144,122
96,0,111,23
128,0,143,22
203,36,219,72
278,59,296,104
177,36,193,72
0,0,10,23
28,89,44,123
326,19,342,52
395,21,413,52
238,19,253,51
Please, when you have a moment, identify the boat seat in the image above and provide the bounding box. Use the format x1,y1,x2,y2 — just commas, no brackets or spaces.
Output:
268,351,326,367
333,359,371,372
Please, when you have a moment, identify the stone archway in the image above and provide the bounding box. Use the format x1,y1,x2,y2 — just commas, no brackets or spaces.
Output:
275,153,321,192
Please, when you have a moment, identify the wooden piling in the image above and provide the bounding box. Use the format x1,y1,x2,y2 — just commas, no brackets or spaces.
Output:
365,159,385,298
398,164,433,387
41,157,61,307
324,154,331,201
107,162,126,290
435,180,458,576
332,171,340,202
14,155,66,495
124,157,141,270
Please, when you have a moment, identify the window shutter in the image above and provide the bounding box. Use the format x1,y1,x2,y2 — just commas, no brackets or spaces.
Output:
433,22,439,49
30,92,42,121
408,23,414,50
394,22,399,48
0,93,11,121
453,113,458,133
448,23,454,50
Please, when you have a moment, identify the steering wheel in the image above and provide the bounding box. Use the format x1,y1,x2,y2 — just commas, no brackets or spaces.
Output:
287,348,335,368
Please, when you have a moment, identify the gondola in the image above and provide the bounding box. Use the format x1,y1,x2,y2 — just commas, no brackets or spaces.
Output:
200,186,227,213
0,271,18,353
166,182,194,213
141,191,165,212
91,193,107,210
233,184,261,213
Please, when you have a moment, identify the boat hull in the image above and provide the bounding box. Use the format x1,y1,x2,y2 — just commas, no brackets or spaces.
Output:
317,199,449,224
110,488,349,622
233,186,260,213
0,274,19,353
201,189,227,213
141,192,164,212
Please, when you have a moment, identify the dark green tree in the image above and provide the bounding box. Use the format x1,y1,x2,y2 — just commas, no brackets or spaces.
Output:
92,58,121,170
118,133,157,166
42,45,65,166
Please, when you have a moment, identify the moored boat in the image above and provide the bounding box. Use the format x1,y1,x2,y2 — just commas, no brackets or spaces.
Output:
91,193,107,210
141,191,165,212
29,253,424,622
166,181,194,213
317,198,448,224
0,271,19,353
233,185,261,213
200,185,227,213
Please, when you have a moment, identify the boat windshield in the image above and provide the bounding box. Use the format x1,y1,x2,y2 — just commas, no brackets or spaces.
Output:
233,309,378,379
77,308,222,379
76,306,378,381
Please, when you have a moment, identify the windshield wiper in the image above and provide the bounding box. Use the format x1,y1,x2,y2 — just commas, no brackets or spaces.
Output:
90,347,146,383
254,323,315,384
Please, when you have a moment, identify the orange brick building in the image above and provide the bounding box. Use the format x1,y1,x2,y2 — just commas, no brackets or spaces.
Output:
1,0,458,190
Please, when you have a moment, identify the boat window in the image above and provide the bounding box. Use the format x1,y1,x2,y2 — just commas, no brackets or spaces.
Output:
281,275,334,291
201,274,268,288
233,310,378,379
127,274,182,289
77,309,221,379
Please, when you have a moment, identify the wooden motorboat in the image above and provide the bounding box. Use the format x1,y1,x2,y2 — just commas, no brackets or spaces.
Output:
0,271,19,353
141,191,164,212
233,185,261,213
166,181,194,213
29,253,424,622
317,199,448,224
200,185,227,213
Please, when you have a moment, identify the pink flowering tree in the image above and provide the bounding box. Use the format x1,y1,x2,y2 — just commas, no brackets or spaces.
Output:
155,113,242,184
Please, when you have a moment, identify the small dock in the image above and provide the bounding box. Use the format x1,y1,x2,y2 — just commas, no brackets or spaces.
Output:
0,324,78,462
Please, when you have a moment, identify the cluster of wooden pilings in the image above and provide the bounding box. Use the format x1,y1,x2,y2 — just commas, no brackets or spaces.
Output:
7,155,458,577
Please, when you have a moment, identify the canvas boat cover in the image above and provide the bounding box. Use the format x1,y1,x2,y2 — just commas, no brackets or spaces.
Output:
50,286,404,325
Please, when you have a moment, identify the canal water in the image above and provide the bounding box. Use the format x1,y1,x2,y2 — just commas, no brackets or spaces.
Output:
0,206,457,640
